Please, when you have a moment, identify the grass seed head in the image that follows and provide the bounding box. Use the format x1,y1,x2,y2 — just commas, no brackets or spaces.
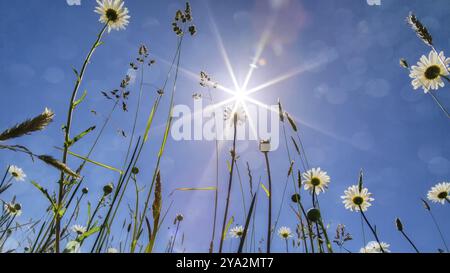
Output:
406,12,433,46
0,108,54,141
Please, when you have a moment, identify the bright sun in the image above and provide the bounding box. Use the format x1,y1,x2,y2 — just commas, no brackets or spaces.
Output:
234,88,248,103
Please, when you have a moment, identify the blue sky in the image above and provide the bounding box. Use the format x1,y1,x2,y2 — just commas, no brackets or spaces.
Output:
0,0,449,253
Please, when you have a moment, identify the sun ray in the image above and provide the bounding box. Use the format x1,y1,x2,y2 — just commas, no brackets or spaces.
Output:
245,55,333,96
156,54,238,97
207,4,240,91
240,101,258,140
242,16,276,91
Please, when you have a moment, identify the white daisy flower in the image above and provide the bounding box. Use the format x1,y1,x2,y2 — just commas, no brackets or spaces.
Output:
95,0,130,33
427,182,450,205
107,247,118,253
409,50,450,93
63,240,81,253
341,185,374,212
302,168,330,195
229,226,244,238
3,202,22,217
278,226,292,240
71,225,87,235
360,241,390,253
8,165,26,181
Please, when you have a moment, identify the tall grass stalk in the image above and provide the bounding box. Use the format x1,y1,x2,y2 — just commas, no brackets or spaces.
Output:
204,87,220,253
263,151,273,253
131,36,184,253
92,36,183,252
218,114,238,253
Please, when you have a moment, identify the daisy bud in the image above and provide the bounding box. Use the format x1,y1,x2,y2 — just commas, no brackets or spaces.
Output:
103,183,114,196
291,193,301,203
176,213,184,222
399,58,409,69
395,218,403,231
307,208,321,223
82,187,89,194
132,167,139,175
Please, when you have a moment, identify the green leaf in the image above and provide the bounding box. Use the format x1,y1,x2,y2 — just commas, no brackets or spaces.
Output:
73,90,87,109
169,186,216,196
222,216,234,241
57,207,66,217
55,147,123,174
261,183,270,198
67,126,96,147
226,160,231,173
30,181,56,210
87,202,92,227
95,41,104,48
238,193,257,253
78,226,100,241
143,98,161,143
72,67,80,81
158,116,173,158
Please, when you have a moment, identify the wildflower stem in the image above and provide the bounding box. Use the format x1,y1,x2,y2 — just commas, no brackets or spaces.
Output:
55,24,108,253
285,239,289,253
318,218,333,253
275,119,314,253
263,151,273,254
0,166,11,191
0,216,15,243
87,196,105,232
400,230,420,253
315,223,324,253
359,206,385,253
427,210,449,252
218,115,237,253
272,173,290,243
170,221,181,253
61,195,84,237
428,91,450,119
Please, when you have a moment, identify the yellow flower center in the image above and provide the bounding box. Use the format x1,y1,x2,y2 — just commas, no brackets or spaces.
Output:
106,8,119,22
311,177,321,186
11,172,18,177
236,231,243,236
437,191,448,199
424,65,441,80
352,196,364,206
